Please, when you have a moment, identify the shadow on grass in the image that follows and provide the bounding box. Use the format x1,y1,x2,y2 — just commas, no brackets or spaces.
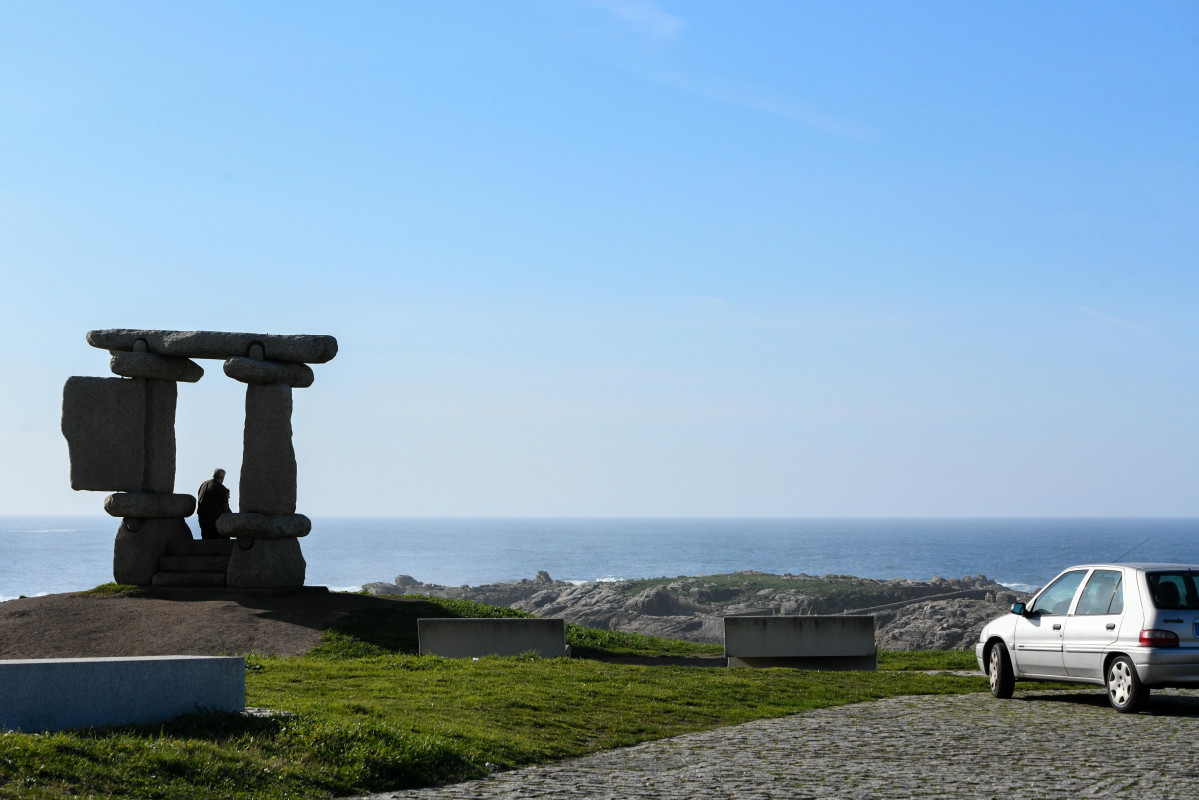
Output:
310,597,529,657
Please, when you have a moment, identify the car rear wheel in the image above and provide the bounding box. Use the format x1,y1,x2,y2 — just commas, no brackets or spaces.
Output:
1106,655,1149,713
989,643,1015,699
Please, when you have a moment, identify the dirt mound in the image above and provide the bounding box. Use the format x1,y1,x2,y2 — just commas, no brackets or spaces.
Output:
0,588,403,658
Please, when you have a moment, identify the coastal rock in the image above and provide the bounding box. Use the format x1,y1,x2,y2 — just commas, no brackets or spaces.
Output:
364,570,1032,651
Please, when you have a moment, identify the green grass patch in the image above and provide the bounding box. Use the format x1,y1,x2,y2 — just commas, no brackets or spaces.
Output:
82,583,145,597
878,649,977,671
311,595,722,659
0,657,986,800
0,592,993,799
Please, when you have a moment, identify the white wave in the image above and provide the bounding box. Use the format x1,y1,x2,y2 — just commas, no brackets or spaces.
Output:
327,585,363,594
999,582,1040,594
594,575,626,583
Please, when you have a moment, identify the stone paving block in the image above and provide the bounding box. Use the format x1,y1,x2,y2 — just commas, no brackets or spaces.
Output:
61,376,144,492
239,383,296,515
347,689,1199,800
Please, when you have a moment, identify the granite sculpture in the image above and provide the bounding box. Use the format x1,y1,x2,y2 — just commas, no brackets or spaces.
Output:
61,329,337,589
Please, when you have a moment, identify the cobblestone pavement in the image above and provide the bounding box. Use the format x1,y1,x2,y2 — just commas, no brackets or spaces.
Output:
353,687,1199,799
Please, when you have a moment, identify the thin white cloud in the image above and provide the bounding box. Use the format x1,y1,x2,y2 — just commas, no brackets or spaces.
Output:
666,74,876,141
591,0,684,39
1080,306,1147,332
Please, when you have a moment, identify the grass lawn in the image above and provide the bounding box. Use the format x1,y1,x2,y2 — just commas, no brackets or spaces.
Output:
0,594,987,800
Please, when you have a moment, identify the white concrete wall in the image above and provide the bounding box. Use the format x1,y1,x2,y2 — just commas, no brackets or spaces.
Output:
0,656,245,732
724,615,876,670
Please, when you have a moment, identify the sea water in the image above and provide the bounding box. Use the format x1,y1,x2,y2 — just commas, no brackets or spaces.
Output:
2,516,1198,602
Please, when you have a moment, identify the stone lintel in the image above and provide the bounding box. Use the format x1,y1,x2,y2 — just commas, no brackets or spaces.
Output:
223,357,314,388
87,329,338,364
104,492,196,519
217,512,311,539
110,352,204,383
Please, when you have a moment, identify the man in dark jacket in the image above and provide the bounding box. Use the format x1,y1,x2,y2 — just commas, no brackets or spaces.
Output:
196,468,232,539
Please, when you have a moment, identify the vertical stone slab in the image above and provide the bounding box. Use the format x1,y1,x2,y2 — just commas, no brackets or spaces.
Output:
239,383,297,514
142,379,177,493
113,518,192,585
225,538,306,588
61,377,145,492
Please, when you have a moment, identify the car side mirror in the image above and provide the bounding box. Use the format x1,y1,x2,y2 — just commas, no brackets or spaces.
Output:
1010,602,1026,616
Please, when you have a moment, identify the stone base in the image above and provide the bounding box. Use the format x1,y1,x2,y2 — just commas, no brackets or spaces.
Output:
226,538,306,589
113,518,193,585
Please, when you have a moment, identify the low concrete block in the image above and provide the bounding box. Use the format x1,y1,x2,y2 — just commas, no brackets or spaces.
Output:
418,618,569,659
724,615,877,670
0,656,245,732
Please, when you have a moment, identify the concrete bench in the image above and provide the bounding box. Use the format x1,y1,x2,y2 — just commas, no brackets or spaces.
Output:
724,615,876,670
0,656,245,732
418,618,569,659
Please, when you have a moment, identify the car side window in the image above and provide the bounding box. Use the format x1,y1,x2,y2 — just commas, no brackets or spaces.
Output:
1029,570,1087,616
1075,570,1123,615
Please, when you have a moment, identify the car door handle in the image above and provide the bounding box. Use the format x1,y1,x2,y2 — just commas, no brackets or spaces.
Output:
1052,624,1062,630
1106,623,1116,630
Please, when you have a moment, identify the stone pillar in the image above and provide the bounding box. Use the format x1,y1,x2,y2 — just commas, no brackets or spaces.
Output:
222,353,314,588
103,347,203,585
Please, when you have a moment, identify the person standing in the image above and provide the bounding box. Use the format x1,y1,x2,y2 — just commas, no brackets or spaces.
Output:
196,468,232,539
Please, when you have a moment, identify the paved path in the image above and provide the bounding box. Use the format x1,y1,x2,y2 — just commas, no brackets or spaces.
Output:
354,687,1199,799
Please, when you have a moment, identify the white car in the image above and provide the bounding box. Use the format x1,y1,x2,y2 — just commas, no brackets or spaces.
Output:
976,563,1199,712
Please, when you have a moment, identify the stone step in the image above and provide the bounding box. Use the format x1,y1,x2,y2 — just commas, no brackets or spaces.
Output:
165,538,234,557
151,571,227,589
158,554,231,573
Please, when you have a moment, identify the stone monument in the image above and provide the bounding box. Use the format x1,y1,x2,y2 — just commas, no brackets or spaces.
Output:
61,329,337,589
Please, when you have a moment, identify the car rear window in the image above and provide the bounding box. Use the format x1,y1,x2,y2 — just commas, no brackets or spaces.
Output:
1147,572,1199,610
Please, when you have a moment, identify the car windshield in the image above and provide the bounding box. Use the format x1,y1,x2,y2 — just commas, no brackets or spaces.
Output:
1146,572,1199,610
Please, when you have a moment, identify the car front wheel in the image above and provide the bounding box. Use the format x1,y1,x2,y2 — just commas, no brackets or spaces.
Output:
989,642,1015,699
1106,655,1149,713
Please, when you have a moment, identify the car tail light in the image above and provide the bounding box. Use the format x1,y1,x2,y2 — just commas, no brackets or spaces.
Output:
1140,629,1180,647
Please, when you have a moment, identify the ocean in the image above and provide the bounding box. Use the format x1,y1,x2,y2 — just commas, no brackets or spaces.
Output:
3,516,1198,602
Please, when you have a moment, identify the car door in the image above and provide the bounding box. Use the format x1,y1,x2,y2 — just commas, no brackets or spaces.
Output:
1012,569,1088,678
1063,568,1124,680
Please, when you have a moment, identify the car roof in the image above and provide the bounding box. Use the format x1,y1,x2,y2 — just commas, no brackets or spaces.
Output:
1065,563,1199,572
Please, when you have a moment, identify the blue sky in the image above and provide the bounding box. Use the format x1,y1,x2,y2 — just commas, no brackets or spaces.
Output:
2,2,1196,516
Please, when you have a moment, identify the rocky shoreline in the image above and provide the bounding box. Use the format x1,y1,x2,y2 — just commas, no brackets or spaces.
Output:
364,570,1032,651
